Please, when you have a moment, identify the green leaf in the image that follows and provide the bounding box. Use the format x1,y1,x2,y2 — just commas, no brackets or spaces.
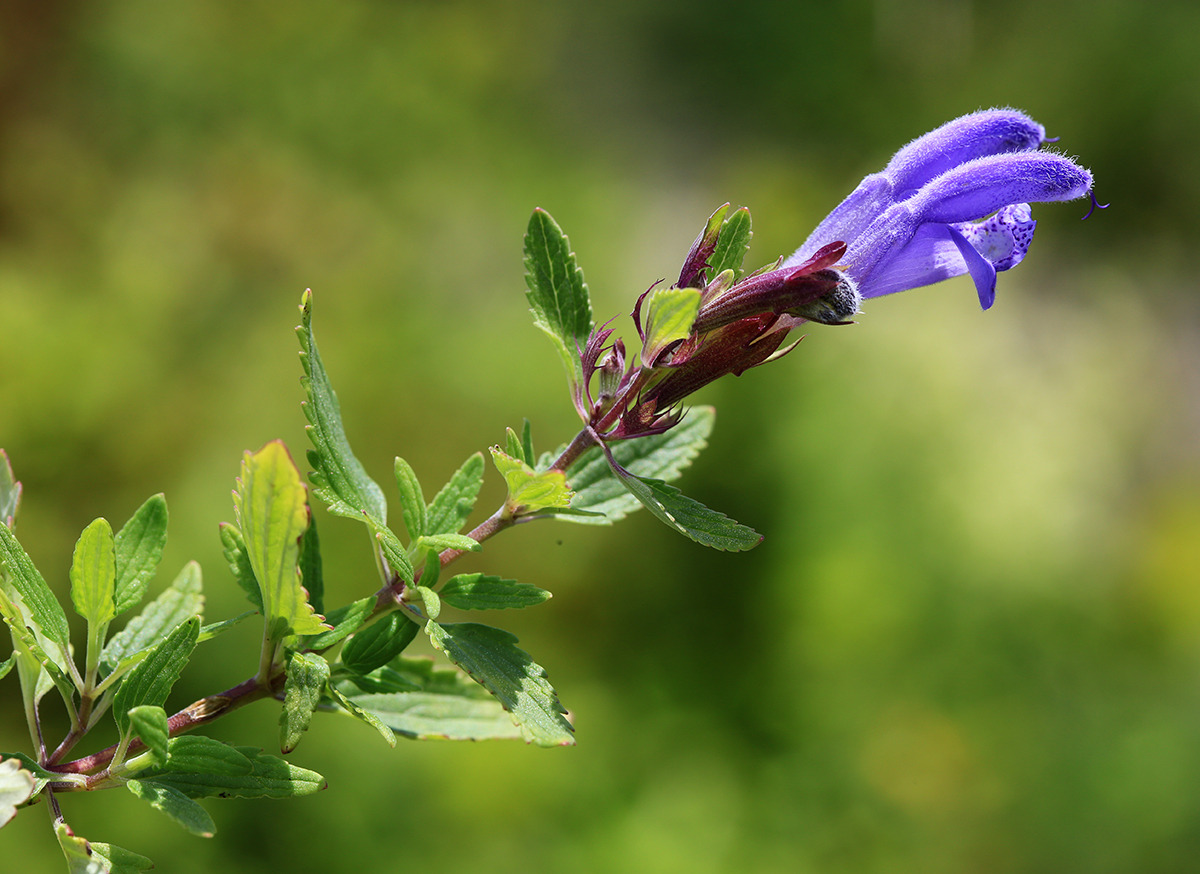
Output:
335,663,420,695
335,656,521,741
302,595,374,650
102,561,204,675
127,706,170,768
0,450,20,529
280,651,330,753
2,751,63,798
0,522,70,651
297,289,388,524
70,519,117,627
57,822,105,874
0,590,76,703
523,208,594,390
414,533,480,554
0,652,13,681
489,448,573,516
112,495,168,616
564,405,715,524
393,457,427,543
342,690,521,742
218,523,263,612
196,611,255,643
521,419,535,467
418,545,440,591
113,616,199,737
232,441,327,639
599,444,762,551
137,735,327,798
706,206,753,283
89,843,154,874
298,514,324,616
373,523,415,585
55,825,154,873
425,621,574,747
505,427,525,463
440,574,551,610
415,586,441,621
425,452,485,537
0,756,36,828
126,779,215,837
340,612,419,675
327,685,396,747
640,285,701,365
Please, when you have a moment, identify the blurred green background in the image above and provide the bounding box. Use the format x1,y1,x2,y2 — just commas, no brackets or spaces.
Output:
3,1,1200,871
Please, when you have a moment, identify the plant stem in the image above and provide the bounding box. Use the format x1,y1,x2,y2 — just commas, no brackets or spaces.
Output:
48,674,277,776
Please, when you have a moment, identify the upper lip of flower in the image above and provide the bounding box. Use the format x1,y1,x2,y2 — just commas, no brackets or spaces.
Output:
783,108,1097,310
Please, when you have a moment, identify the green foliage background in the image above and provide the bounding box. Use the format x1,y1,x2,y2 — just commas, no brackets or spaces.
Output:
3,1,1199,871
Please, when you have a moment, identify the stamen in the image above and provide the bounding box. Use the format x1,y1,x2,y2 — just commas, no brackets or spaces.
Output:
1081,189,1110,221
1043,135,1061,143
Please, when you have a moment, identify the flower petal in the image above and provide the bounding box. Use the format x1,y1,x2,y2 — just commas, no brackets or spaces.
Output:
885,109,1047,198
909,152,1092,225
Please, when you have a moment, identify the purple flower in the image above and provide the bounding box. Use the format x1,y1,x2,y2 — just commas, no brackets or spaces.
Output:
784,109,1097,309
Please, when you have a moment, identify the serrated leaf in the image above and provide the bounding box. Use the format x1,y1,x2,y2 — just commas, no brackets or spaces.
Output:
440,574,551,610
425,621,574,747
218,523,263,612
297,290,388,524
393,457,426,543
280,651,330,753
0,521,70,651
0,450,21,530
641,285,701,365
0,652,13,681
706,206,753,283
340,612,419,675
113,616,199,737
327,685,396,747
137,736,326,798
564,406,715,524
600,444,762,551
232,441,327,639
524,208,594,390
112,495,168,616
102,562,204,675
489,448,573,516
70,519,116,627
302,595,374,650
0,757,36,828
127,706,170,768
425,453,485,537
126,779,215,837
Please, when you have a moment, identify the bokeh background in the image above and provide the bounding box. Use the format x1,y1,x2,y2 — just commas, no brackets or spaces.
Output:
3,1,1200,871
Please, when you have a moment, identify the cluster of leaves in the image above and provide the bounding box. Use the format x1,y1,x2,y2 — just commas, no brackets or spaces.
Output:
1,207,758,872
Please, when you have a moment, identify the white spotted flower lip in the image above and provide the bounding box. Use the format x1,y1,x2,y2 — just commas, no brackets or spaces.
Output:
785,109,1099,309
